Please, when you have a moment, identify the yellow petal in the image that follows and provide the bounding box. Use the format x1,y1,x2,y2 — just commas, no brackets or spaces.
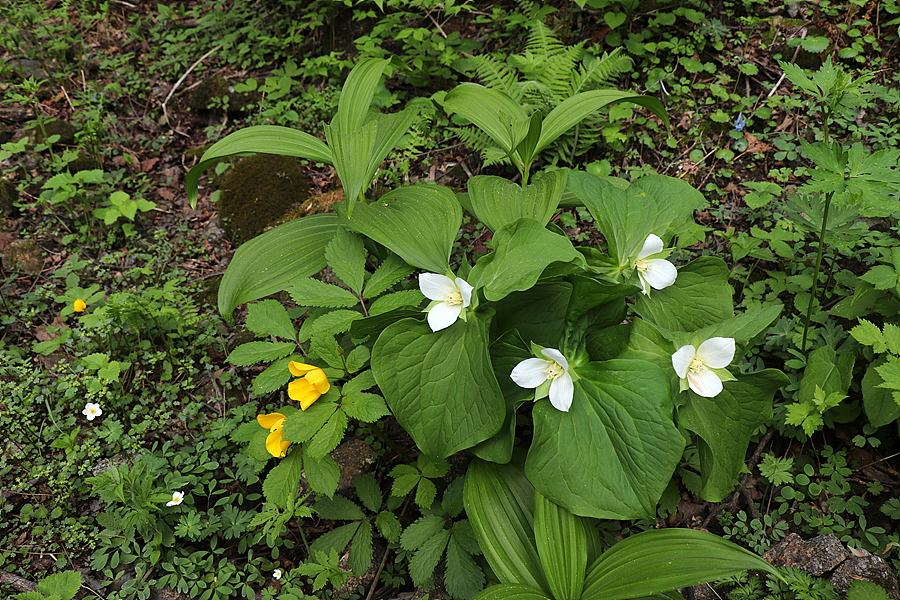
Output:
73,299,86,312
257,412,286,430
288,361,317,377
265,429,291,458
305,368,330,394
299,390,322,411
288,378,314,401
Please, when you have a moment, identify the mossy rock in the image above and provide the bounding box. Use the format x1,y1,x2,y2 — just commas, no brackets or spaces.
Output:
28,119,77,146
0,179,18,217
2,238,43,273
189,76,260,116
217,154,311,244
66,155,102,173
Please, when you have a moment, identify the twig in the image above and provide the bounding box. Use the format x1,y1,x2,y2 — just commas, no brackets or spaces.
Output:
162,44,223,128
365,545,391,600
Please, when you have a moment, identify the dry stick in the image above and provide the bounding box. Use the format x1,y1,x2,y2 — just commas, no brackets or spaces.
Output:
161,44,223,129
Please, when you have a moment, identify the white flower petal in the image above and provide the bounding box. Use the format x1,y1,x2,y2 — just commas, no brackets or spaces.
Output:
671,345,696,379
426,302,462,331
419,273,457,301
456,277,474,307
638,234,664,260
541,348,569,371
696,337,735,369
688,368,724,397
549,373,574,412
638,273,649,295
511,358,552,388
641,259,678,291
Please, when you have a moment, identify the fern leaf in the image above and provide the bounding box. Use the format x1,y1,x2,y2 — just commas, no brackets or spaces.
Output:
457,55,522,101
571,49,633,96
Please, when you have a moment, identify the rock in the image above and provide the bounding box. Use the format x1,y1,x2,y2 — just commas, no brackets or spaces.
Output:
216,153,310,244
762,533,849,576
2,237,44,273
831,554,899,600
0,178,18,216
189,75,260,116
150,584,192,600
29,119,77,146
65,155,102,173
331,438,376,497
338,539,386,596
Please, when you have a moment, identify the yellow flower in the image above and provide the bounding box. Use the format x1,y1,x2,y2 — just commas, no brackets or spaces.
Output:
288,361,330,410
258,412,291,458
73,299,87,313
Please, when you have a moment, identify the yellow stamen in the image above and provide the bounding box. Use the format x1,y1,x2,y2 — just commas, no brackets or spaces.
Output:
635,259,651,273
545,361,564,380
689,357,705,374
445,290,463,305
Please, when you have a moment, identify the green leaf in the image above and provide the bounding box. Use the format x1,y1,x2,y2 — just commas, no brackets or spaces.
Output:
185,125,332,207
36,570,83,600
678,370,788,501
469,219,585,302
472,584,554,600
402,514,446,551
289,278,359,308
245,298,297,340
252,356,294,395
309,522,360,561
282,401,339,444
355,473,382,513
304,446,340,497
415,478,438,509
336,184,462,273
409,530,451,588
534,493,587,600
364,253,415,298
376,510,402,543
526,360,684,519
372,314,505,460
445,534,487,600
346,346,370,373
314,495,366,521
262,449,304,509
468,170,568,233
464,458,551,595
798,346,855,404
217,213,339,323
581,528,782,600
441,84,530,154
342,390,390,422
847,580,892,600
334,57,392,133
851,319,887,352
227,341,296,366
494,283,571,349
307,408,347,458
862,357,900,427
369,289,424,315
350,519,373,575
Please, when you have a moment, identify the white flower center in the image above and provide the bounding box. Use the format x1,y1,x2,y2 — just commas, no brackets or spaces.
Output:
635,259,651,273
545,361,564,380
445,290,463,305
688,357,706,374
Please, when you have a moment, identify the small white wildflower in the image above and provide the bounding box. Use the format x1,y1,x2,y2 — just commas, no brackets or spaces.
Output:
82,402,102,421
166,490,185,507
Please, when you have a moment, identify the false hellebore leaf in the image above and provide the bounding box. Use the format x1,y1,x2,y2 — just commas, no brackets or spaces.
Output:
672,337,736,398
633,234,677,295
419,273,474,332
511,348,575,412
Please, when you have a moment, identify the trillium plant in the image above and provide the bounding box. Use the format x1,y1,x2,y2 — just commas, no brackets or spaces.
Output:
189,58,789,520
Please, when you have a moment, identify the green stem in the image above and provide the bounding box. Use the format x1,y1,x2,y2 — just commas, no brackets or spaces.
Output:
801,190,834,352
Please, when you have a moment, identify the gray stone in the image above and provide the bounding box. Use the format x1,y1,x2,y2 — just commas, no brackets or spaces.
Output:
762,533,849,576
332,438,376,497
831,554,899,600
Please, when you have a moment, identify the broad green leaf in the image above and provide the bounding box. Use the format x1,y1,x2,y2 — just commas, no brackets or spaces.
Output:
303,445,340,497
798,346,855,404
863,357,900,427
410,530,451,587
364,253,415,298
355,473,382,513
693,304,784,346
227,341,296,366
372,313,505,460
493,283,572,349
217,213,339,322
325,227,367,294
441,84,530,153
445,534,487,600
342,391,390,422
333,57,392,133
678,370,787,501
282,398,339,444
350,519,374,575
534,492,587,600
633,257,733,332
307,408,347,458
581,528,781,600
469,218,585,302
252,356,294,395
472,585,554,600
36,570,83,600
314,494,365,521
185,126,332,207
289,278,359,308
526,360,683,519
467,170,568,233
326,120,378,207
538,91,669,157
262,448,304,509
464,457,551,595
336,184,462,274
245,298,297,340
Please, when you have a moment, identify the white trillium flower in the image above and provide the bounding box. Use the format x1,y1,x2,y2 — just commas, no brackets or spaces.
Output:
633,234,678,295
419,273,474,332
510,348,575,412
166,490,185,507
82,402,102,421
273,568,283,580
672,337,736,398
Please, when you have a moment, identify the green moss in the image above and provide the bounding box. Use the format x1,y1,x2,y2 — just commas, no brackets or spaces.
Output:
189,76,260,115
28,119,77,146
217,154,311,244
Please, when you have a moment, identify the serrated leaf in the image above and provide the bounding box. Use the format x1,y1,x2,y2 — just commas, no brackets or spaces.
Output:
369,289,425,315
36,569,83,600
862,357,900,427
246,299,297,340
309,521,360,558
343,390,390,422
860,265,898,290
451,519,481,555
442,478,465,518
231,421,263,444
346,346,370,373
446,534,487,600
345,369,376,394
401,514,447,551
785,401,822,437
364,253,415,298
883,324,900,355
310,309,363,336
416,478,438,509
307,408,348,458
248,429,273,462
309,332,344,369
262,449,304,509
282,401,338,444
376,510,402,543
410,529,451,588
252,357,294,395
326,226,367,294
314,495,366,521
289,278,360,308
227,341,296,366
355,473,382,513
390,465,421,497
851,319,886,352
304,446,340,497
350,519,374,576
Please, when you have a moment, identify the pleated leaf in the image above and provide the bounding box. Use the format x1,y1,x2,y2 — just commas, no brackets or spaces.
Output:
468,170,568,233
534,492,587,600
441,83,531,153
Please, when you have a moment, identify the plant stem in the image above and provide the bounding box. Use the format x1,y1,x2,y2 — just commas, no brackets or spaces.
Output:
801,190,834,352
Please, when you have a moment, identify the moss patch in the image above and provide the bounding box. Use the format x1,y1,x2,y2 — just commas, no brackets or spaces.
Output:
217,154,311,244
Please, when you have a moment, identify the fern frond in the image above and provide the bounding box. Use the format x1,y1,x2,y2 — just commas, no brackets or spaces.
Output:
458,55,523,101
525,20,566,59
545,42,586,99
570,49,633,96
